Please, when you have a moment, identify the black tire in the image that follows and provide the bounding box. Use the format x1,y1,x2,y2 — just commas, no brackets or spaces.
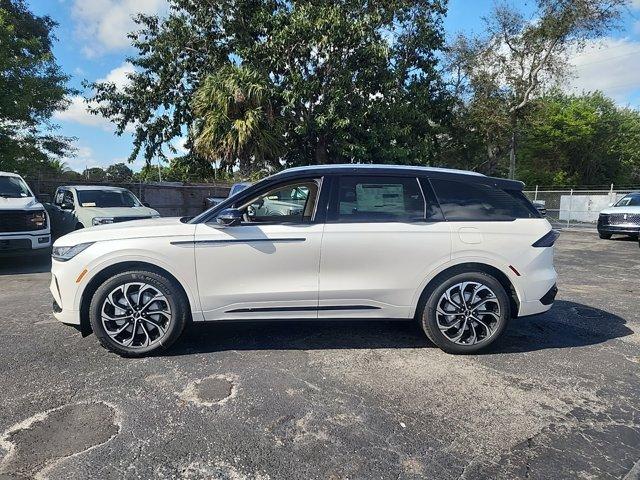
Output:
420,271,511,354
598,232,612,239
89,270,188,357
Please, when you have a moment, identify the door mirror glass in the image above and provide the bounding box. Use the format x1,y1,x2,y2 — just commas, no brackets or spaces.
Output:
217,208,243,227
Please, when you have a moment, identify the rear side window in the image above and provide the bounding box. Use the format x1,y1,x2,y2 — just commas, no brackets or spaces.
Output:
430,179,538,221
329,176,425,222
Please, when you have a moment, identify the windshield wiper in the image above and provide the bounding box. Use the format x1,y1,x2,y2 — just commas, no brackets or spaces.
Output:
0,193,22,198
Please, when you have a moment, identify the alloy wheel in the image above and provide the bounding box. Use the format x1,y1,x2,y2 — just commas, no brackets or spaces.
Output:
101,282,171,349
435,281,501,345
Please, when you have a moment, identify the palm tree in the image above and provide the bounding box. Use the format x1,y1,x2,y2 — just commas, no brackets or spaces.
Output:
49,159,71,174
192,65,283,177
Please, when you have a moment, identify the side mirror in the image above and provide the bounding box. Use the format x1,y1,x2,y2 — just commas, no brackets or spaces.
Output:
61,201,74,210
216,208,243,227
608,202,615,207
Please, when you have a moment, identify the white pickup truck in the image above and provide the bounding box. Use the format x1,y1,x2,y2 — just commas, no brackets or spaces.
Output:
0,171,51,257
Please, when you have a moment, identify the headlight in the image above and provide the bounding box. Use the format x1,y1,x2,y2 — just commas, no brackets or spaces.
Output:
92,217,114,226
29,210,47,229
52,242,94,262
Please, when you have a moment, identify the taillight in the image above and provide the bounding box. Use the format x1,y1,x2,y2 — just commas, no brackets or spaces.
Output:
532,230,560,247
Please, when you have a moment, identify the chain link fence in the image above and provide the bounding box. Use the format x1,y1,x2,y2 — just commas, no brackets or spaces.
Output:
523,186,639,228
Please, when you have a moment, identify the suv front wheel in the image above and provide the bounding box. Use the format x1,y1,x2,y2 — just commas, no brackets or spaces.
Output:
420,272,511,354
89,270,188,357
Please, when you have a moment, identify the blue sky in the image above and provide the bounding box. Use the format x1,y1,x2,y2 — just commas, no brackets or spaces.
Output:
27,0,640,172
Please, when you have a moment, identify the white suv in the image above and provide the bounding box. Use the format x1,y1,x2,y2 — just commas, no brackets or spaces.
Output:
0,171,51,257
50,165,558,356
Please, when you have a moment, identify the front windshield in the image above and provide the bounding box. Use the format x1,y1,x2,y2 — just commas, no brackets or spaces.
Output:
614,193,640,207
76,189,141,208
0,176,32,198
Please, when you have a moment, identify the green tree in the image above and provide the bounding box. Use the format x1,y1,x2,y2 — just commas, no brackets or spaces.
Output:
88,0,450,173
447,0,628,179
517,91,640,187
82,167,106,182
105,162,133,182
0,0,75,176
192,65,283,176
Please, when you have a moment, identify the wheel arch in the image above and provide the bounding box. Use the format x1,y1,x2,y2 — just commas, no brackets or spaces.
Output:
78,261,192,337
412,262,520,320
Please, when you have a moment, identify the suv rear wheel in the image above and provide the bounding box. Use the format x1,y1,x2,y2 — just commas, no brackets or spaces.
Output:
89,270,188,357
420,272,511,354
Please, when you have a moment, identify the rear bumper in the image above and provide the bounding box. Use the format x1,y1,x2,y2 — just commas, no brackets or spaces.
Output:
518,284,557,317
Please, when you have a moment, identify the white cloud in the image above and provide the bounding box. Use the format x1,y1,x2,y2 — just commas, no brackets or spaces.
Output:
632,0,640,9
54,96,114,131
54,63,135,131
71,0,166,57
98,62,136,89
565,37,640,105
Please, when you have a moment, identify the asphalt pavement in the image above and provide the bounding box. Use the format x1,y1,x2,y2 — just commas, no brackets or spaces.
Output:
0,231,638,479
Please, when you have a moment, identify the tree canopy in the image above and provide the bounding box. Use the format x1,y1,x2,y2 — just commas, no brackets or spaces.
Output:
0,0,75,176
88,0,451,173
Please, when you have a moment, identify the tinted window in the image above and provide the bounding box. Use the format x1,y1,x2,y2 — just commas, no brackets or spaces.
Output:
0,176,31,198
330,176,425,222
430,179,537,221
76,189,140,208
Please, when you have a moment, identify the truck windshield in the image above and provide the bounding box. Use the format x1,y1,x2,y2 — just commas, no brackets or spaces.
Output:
615,193,640,207
76,189,141,208
0,176,32,198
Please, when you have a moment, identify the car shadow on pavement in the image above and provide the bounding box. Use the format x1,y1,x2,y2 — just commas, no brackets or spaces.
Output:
0,254,51,275
165,300,632,356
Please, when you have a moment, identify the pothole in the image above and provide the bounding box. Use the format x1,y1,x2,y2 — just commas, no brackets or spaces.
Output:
179,375,237,407
0,402,120,479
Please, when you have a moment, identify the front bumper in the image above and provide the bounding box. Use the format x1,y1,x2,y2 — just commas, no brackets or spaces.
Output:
50,269,81,326
0,232,51,256
597,224,639,235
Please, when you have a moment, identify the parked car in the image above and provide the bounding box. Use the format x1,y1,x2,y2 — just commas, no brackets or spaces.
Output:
597,192,640,239
0,171,51,256
50,165,558,357
49,185,160,236
532,201,547,216
204,182,253,209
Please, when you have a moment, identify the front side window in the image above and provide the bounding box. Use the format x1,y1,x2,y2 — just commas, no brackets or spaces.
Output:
237,180,319,223
76,189,141,208
0,176,31,198
329,176,426,222
430,178,537,221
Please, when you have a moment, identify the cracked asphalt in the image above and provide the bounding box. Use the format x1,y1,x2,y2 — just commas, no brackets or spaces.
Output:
0,230,638,479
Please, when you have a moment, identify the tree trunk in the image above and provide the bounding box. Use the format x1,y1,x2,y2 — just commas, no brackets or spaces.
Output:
508,116,517,180
315,134,328,164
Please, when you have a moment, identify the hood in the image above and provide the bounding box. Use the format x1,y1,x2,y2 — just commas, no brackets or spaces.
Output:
600,205,640,215
78,205,159,218
54,217,195,247
0,196,43,211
